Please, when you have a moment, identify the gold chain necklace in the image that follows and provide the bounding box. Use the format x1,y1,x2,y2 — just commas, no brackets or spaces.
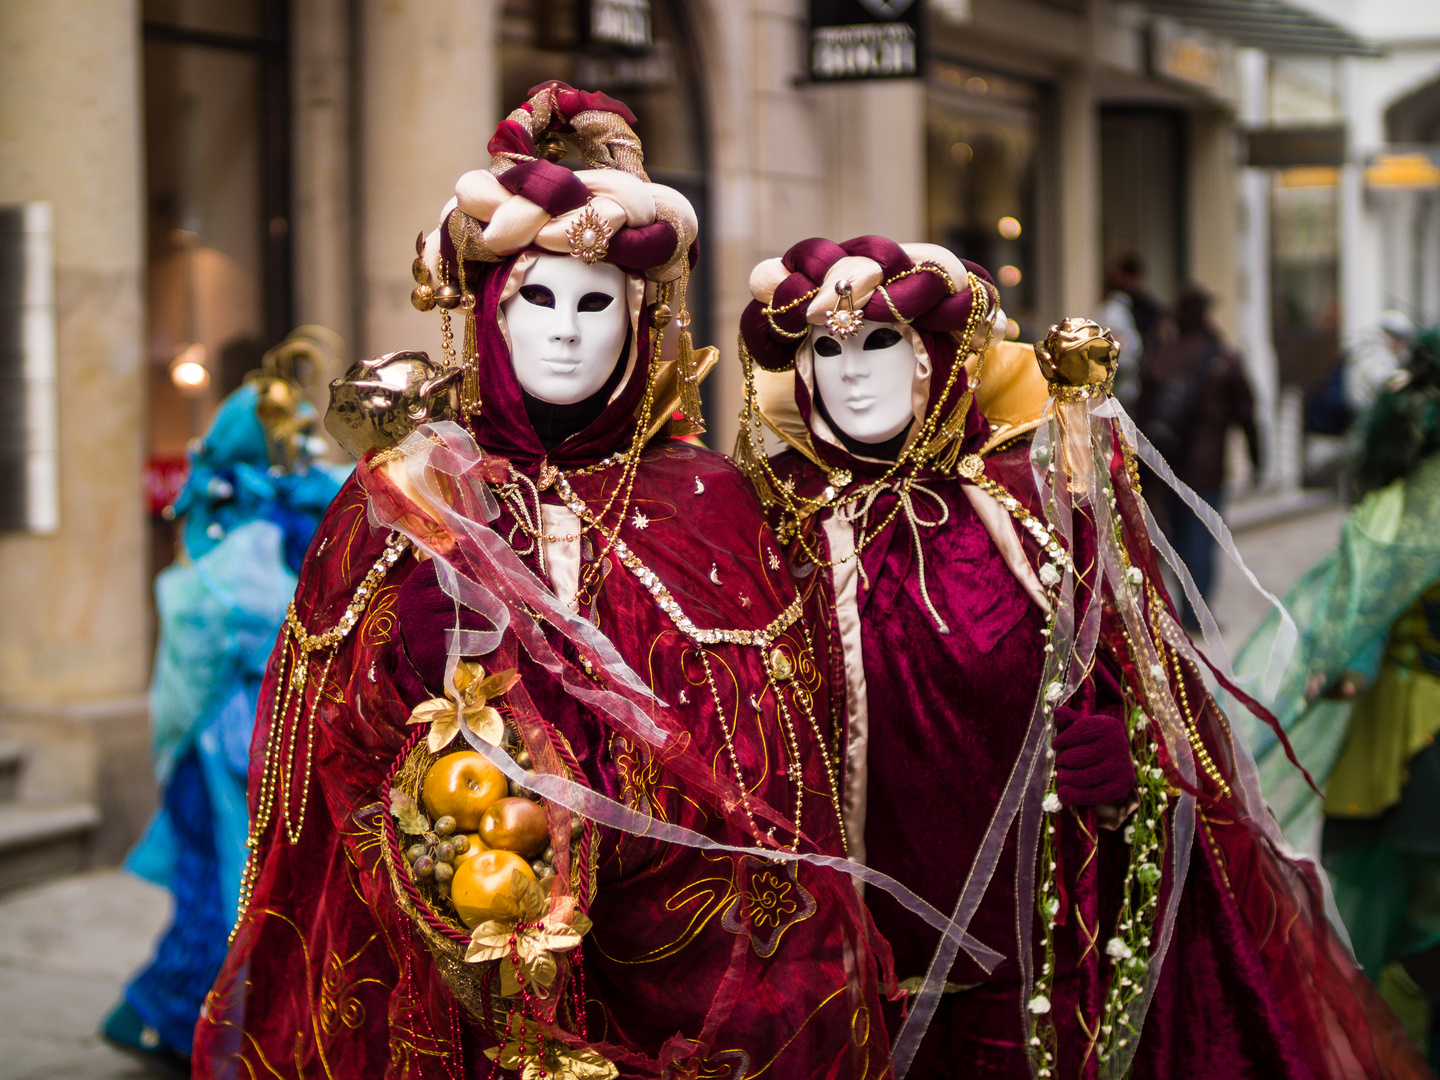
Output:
231,530,409,940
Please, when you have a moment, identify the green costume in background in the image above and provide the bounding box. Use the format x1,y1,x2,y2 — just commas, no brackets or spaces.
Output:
1238,329,1440,1066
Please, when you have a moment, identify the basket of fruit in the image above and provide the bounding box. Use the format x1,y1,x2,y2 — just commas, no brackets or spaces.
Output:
379,661,579,1021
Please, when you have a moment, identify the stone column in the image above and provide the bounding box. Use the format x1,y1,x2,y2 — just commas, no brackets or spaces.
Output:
827,79,925,243
1235,47,1280,485
292,0,355,396
1057,66,1100,317
0,0,152,859
357,0,501,361
1188,109,1239,339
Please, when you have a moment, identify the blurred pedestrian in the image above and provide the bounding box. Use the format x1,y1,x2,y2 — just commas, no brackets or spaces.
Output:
1138,282,1259,627
1098,253,1166,407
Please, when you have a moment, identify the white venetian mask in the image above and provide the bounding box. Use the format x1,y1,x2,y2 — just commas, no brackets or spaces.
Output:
810,324,918,445
503,254,630,405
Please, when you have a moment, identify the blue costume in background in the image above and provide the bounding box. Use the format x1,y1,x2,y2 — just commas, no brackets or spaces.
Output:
104,383,348,1059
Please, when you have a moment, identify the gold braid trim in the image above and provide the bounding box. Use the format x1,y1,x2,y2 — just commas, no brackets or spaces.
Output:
448,209,501,264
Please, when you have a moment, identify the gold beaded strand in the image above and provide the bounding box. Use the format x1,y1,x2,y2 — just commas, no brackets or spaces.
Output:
232,530,409,940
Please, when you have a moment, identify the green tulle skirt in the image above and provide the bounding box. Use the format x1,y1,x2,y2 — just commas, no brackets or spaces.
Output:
1235,454,1440,1062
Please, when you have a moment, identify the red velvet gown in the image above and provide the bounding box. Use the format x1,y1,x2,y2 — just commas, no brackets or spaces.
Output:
192,257,891,1079
771,389,1432,1080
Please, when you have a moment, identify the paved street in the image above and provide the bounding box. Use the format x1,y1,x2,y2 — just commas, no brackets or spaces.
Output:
1212,498,1350,653
0,499,1353,1080
0,870,170,1080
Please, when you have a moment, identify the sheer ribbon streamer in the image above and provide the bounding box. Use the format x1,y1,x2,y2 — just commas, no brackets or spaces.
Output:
1092,398,1298,699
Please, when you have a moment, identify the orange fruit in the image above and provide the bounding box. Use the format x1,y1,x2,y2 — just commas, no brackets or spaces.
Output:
450,849,536,928
479,797,551,858
422,751,508,832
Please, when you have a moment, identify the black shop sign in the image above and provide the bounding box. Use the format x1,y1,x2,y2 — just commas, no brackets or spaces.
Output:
809,0,923,82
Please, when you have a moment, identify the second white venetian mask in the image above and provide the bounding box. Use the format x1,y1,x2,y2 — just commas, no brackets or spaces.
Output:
503,254,630,405
810,325,918,445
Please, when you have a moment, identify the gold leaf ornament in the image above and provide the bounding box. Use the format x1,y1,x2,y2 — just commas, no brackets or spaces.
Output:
466,871,593,997
406,660,520,753
388,787,430,835
484,1019,618,1080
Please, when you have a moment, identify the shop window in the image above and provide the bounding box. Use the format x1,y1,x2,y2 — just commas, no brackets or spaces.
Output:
141,0,290,574
927,62,1045,340
1100,108,1186,310
1270,168,1339,389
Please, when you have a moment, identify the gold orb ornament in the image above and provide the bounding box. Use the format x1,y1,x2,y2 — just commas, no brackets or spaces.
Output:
434,283,463,310
411,283,436,312
1033,317,1119,402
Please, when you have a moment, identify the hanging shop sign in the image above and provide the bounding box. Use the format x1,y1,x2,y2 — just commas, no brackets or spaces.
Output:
1245,125,1347,168
583,0,652,52
1365,150,1440,190
1151,19,1222,93
809,0,923,82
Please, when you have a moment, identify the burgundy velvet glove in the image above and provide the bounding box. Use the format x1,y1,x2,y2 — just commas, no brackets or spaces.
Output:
393,558,488,701
1051,705,1135,807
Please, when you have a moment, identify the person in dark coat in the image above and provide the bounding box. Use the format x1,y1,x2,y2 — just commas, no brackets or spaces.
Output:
1139,282,1260,627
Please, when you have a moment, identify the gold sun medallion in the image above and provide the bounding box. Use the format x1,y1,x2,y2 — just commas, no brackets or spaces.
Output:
566,203,613,265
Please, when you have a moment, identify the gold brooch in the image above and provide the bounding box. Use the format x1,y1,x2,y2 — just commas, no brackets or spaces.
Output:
566,203,612,265
824,279,864,340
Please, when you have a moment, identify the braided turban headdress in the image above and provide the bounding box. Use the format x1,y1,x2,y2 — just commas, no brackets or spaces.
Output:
419,81,698,286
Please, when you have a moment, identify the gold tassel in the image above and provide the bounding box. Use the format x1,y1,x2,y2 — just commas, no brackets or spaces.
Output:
676,322,704,430
734,415,777,507
460,297,482,415
671,266,704,432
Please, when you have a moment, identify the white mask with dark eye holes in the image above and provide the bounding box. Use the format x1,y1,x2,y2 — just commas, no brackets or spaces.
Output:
503,254,630,405
810,324,919,445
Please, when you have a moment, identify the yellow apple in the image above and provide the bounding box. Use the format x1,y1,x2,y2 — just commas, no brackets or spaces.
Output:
451,849,536,928
422,751,508,832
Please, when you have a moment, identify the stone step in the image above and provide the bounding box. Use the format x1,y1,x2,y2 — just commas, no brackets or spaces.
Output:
0,802,100,895
0,742,23,803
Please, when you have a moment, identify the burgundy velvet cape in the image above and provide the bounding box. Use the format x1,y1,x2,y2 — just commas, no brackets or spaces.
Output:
767,333,1431,1080
191,254,892,1079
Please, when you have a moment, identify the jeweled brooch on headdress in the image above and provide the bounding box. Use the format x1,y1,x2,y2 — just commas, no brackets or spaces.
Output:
566,203,612,265
824,279,864,340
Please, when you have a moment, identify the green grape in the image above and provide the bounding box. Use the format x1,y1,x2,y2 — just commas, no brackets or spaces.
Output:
433,815,457,837
450,834,470,856
433,861,454,884
413,854,435,879
434,840,455,863
406,843,429,864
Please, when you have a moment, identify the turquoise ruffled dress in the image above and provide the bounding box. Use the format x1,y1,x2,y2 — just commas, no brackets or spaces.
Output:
110,385,348,1056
